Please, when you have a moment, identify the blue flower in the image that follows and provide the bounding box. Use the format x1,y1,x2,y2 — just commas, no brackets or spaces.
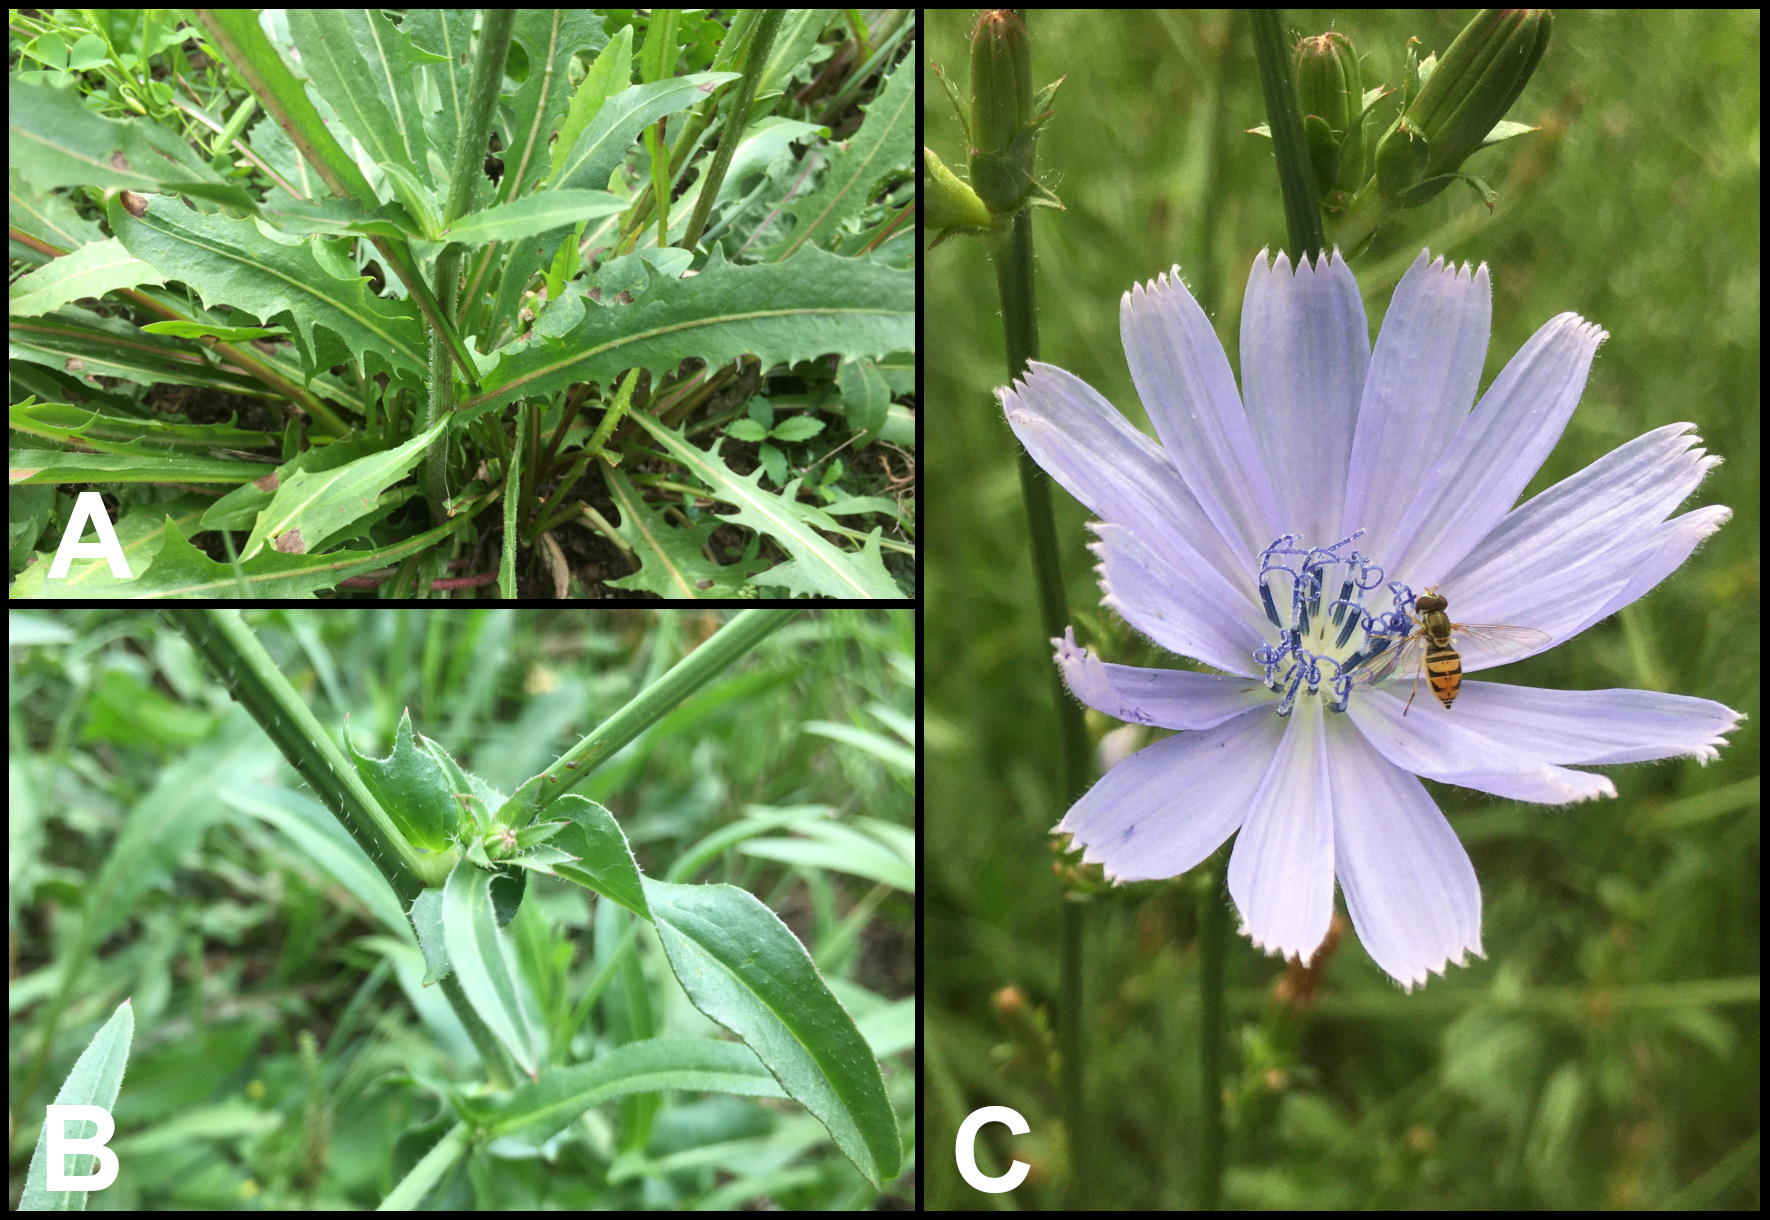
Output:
1000,248,1738,989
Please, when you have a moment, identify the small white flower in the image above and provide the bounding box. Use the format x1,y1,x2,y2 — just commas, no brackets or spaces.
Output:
1000,248,1739,989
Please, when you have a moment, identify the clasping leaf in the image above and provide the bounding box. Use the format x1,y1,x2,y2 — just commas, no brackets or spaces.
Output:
343,708,462,852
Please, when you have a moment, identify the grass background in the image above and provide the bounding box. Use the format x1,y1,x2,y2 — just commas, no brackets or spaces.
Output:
11,609,915,1209
927,8,1758,1209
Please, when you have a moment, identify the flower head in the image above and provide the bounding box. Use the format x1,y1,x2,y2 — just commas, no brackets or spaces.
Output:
999,248,1738,989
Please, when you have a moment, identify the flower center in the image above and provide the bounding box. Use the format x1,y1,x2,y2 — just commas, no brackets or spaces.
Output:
1253,531,1417,715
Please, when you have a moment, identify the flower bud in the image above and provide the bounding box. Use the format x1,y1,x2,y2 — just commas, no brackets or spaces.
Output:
1374,8,1552,203
967,10,1037,215
1375,115,1434,203
1293,31,1368,212
484,825,519,861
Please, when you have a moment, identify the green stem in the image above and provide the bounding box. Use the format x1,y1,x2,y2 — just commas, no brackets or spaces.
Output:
1249,9,1327,264
1196,859,1228,1208
423,11,515,524
161,609,457,898
496,609,799,827
985,43,1093,1200
424,244,463,525
680,9,784,252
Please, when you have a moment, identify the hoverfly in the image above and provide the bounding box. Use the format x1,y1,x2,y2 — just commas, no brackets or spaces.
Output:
1357,586,1549,714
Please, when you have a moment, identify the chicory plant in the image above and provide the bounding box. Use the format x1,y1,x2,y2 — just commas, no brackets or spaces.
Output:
9,10,915,598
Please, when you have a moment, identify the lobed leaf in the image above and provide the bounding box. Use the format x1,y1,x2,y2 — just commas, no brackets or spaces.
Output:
107,194,428,381
628,413,903,599
760,60,913,261
601,461,771,597
457,245,911,423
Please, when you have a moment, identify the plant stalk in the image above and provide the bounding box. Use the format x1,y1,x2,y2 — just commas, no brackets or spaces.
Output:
680,9,785,252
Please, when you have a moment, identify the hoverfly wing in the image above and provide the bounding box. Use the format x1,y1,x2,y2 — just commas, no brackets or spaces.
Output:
1448,624,1551,670
1354,632,1425,687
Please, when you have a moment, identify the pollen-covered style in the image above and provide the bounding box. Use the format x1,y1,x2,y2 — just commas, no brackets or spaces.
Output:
1000,248,1739,989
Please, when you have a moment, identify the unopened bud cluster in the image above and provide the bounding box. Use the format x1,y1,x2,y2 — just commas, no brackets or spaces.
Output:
1281,9,1554,253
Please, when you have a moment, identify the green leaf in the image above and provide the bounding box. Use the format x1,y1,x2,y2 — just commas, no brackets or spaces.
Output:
643,878,902,1188
342,708,463,852
456,245,911,423
238,415,449,559
837,357,892,444
377,161,444,240
601,461,770,597
738,821,915,893
441,190,627,246
18,518,406,599
550,25,634,182
10,446,274,485
628,414,904,599
285,9,444,191
770,415,826,443
198,10,380,212
409,888,451,985
458,1039,788,1145
19,999,135,1211
7,237,165,317
498,11,611,202
228,785,410,945
9,399,276,457
549,795,651,921
442,861,544,1081
8,77,244,203
552,73,741,194
760,60,913,260
9,304,267,396
107,194,428,382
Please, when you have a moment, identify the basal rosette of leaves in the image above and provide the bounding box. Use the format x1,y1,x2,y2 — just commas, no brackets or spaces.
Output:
8,9,916,598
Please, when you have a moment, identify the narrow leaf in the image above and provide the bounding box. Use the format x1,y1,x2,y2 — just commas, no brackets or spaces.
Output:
643,878,902,1188
19,999,135,1211
552,72,742,194
442,862,544,1081
738,822,915,893
550,25,634,181
442,190,627,246
460,1039,788,1145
